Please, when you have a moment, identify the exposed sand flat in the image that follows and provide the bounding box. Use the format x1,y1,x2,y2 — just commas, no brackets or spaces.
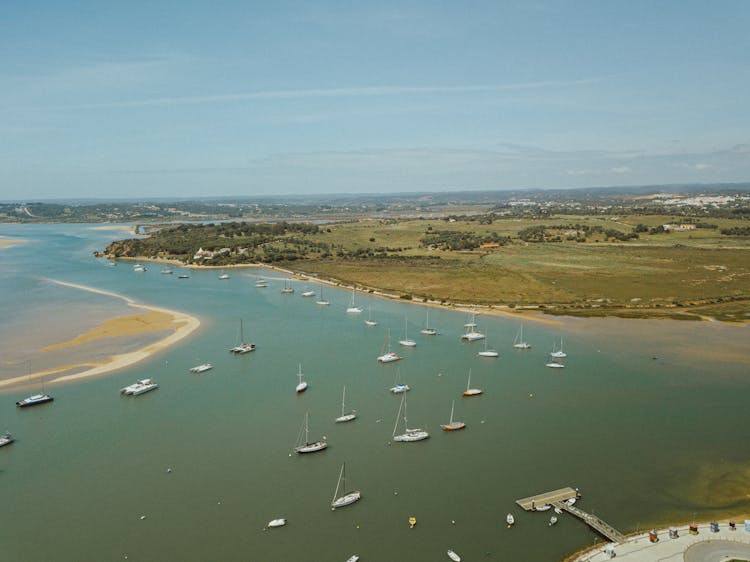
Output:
0,238,27,249
89,225,137,233
0,279,201,390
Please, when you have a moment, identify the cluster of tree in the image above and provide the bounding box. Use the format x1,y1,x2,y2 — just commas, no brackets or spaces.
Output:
720,226,750,236
420,230,511,250
518,224,639,243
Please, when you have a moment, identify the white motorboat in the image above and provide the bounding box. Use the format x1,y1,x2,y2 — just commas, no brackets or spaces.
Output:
230,319,256,354
0,431,14,447
301,289,316,297
513,325,531,349
506,513,515,527
534,504,551,512
218,273,229,280
398,316,416,347
550,337,567,358
447,550,461,561
377,330,403,363
16,393,54,407
548,516,558,526
267,518,286,528
545,361,565,369
392,394,429,442
335,386,357,423
190,363,213,373
293,412,327,454
462,369,483,397
120,378,159,396
330,462,361,509
295,364,308,393
346,289,362,313
440,400,466,431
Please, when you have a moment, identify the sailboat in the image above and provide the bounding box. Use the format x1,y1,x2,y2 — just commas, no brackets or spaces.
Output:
293,412,327,454
460,309,485,341
513,325,531,349
301,287,315,297
478,333,499,357
16,373,54,408
365,305,378,326
335,386,357,422
389,367,410,394
550,337,567,358
440,400,466,431
346,289,362,313
218,271,229,280
315,286,330,306
463,368,483,396
229,319,255,354
420,309,437,335
255,277,268,288
281,279,294,293
398,316,416,347
545,359,565,369
377,329,403,363
392,394,429,442
295,364,308,393
330,463,362,509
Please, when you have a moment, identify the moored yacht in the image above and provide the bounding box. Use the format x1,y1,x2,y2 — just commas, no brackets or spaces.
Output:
16,393,54,408
190,363,213,373
120,378,159,396
0,431,14,447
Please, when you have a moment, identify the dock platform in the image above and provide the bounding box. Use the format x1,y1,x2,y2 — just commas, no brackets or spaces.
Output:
516,487,578,510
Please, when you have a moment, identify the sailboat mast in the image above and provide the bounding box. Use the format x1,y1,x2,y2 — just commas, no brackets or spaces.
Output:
466,369,472,391
450,400,455,424
393,395,404,437
341,386,346,416
332,463,345,504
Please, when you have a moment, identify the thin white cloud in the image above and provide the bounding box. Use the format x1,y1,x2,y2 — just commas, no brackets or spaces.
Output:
84,78,598,108
610,166,631,173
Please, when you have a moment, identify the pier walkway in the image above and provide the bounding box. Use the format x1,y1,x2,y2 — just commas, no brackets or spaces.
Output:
553,501,626,543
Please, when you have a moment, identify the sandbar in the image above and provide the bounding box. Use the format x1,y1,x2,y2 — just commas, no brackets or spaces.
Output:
0,279,200,390
0,237,27,249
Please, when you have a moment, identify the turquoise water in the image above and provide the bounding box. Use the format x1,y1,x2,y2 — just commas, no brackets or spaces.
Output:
1,224,749,561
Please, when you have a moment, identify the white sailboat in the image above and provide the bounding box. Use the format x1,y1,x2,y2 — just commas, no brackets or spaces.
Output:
513,325,531,349
255,277,268,287
189,363,213,373
301,287,315,297
392,394,429,442
460,309,485,341
440,400,466,431
398,316,416,347
365,305,378,326
218,272,229,280
293,412,327,454
478,333,499,357
377,329,403,363
545,359,565,369
281,279,294,293
420,309,437,335
463,368,483,396
295,364,308,393
230,319,256,354
389,367,410,394
330,462,361,509
315,286,330,306
346,289,362,313
550,337,567,358
335,386,357,423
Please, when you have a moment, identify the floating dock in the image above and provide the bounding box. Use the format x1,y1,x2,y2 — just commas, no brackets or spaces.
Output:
516,487,578,511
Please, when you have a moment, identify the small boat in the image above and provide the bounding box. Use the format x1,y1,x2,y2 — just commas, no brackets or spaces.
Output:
389,368,410,394
178,274,190,279
120,378,159,396
420,309,437,335
230,319,256,354
506,513,515,527
133,265,147,272
477,334,499,358
293,412,327,454
315,286,330,306
160,268,173,275
550,338,567,358
392,394,429,442
330,462,362,509
548,516,558,526
346,289,362,313
301,289,316,297
440,400,466,431
460,309,485,341
447,550,461,562
377,330,403,363
255,278,268,287
554,507,563,515
364,305,378,326
409,516,417,528
545,361,565,369
462,369,483,397
513,325,531,349
218,272,230,280
335,386,357,423
295,364,308,393
281,279,294,293
534,504,551,512
563,498,577,506
398,316,416,347
16,393,54,408
0,431,14,447
190,363,213,373
346,556,360,562
267,518,286,528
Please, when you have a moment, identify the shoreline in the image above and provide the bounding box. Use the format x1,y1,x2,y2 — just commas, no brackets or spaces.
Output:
0,279,201,391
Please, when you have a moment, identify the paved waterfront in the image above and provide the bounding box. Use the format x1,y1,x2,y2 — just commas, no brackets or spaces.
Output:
572,522,750,561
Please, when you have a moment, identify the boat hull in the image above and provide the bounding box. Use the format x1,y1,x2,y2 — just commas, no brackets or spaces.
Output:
335,413,357,423
478,351,498,357
463,389,483,396
294,441,327,454
377,352,403,363
331,490,361,509
393,430,429,442
461,332,485,341
16,394,54,407
440,422,466,431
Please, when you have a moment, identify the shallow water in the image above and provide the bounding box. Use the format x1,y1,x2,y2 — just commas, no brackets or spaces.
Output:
0,223,749,561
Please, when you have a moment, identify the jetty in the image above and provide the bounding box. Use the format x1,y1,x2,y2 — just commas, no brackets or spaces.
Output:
516,487,626,544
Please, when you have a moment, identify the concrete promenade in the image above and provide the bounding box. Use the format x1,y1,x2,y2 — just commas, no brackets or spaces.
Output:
571,521,750,561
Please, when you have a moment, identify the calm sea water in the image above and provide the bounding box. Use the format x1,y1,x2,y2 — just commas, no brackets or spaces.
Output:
1,224,749,562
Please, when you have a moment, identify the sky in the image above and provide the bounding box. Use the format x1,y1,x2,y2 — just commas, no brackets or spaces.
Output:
1,0,749,199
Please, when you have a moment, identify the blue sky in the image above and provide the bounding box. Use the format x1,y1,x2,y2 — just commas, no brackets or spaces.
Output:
1,1,748,199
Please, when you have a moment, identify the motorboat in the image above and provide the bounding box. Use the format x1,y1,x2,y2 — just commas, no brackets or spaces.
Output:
0,431,14,447
447,550,461,561
16,393,54,408
267,518,286,528
190,363,213,373
301,289,316,297
120,378,159,396
506,513,515,527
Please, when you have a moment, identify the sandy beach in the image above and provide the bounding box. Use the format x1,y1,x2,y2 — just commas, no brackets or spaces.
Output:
0,279,200,390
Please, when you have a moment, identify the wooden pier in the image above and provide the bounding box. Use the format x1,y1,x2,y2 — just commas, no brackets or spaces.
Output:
516,487,626,543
